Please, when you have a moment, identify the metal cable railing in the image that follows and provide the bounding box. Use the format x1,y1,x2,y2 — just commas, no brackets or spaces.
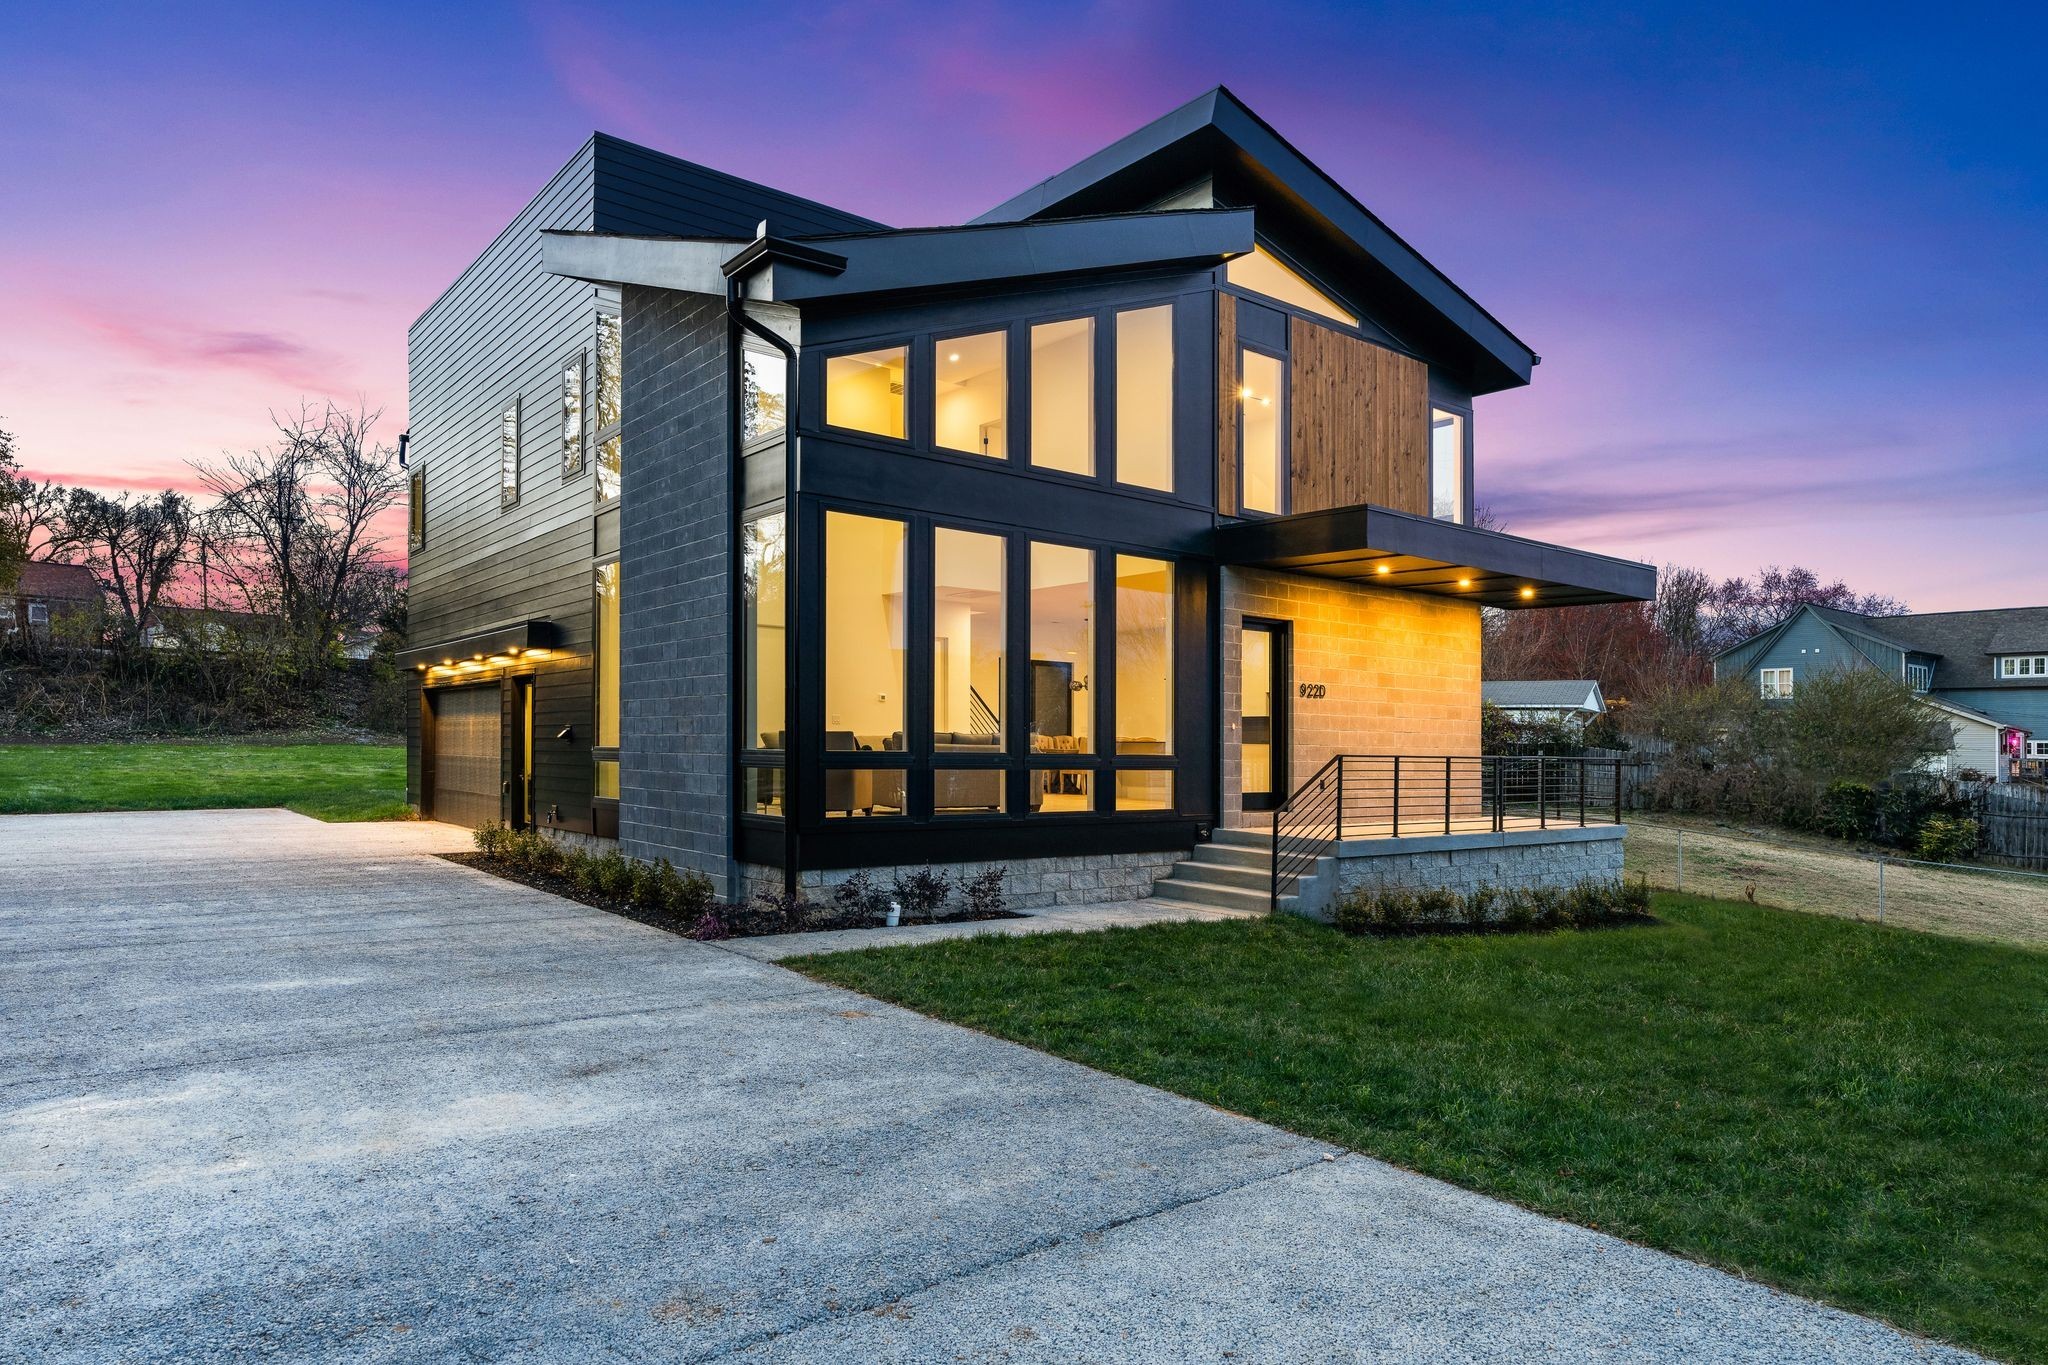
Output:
1270,755,1626,909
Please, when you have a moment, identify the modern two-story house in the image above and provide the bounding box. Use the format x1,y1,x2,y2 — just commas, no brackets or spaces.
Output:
401,87,1654,911
1714,605,2046,781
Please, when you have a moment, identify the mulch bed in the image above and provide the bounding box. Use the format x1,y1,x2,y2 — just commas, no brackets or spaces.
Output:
440,852,1020,940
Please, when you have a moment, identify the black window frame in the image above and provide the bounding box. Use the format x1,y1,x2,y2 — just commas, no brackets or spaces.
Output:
819,342,912,446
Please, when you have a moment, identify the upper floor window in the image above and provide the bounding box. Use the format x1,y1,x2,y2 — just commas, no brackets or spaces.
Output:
1906,662,1932,691
560,352,585,478
2029,739,2048,759
595,312,622,503
825,345,907,439
1225,245,1357,327
1030,318,1095,476
408,469,425,550
934,331,1006,458
1430,409,1465,523
1761,667,1794,700
1239,348,1286,514
744,345,788,442
1115,305,1174,492
498,400,520,508
1999,655,2047,678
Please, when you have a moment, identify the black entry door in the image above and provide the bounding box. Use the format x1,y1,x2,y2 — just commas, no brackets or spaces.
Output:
1240,620,1288,810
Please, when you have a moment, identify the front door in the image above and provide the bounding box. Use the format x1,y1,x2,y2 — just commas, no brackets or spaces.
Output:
1240,620,1288,810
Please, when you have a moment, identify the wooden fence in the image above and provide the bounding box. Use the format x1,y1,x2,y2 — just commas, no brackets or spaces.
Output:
1974,788,2048,869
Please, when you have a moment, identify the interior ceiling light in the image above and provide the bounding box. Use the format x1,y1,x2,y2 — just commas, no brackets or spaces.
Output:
1375,564,1390,575
1458,577,1472,588
1520,586,1536,599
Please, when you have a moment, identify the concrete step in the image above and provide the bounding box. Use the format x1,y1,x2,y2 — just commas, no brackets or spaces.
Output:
1208,827,1272,850
1170,859,1272,891
1186,842,1268,870
1148,877,1272,913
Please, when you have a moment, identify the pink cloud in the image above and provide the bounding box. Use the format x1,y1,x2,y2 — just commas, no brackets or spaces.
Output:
61,299,346,391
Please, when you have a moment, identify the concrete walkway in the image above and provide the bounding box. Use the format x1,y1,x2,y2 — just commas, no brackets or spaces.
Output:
0,810,1982,1363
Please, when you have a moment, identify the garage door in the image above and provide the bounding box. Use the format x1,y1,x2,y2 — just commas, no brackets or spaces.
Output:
431,685,502,828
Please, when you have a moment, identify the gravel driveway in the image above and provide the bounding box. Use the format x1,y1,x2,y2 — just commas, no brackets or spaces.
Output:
0,809,1982,1362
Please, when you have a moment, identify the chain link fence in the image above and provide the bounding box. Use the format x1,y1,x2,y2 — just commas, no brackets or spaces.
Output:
1623,819,2048,949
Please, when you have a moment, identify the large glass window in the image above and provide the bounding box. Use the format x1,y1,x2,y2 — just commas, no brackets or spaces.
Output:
595,312,622,503
825,345,907,439
1030,318,1095,476
824,511,908,747
1115,305,1174,491
743,346,788,442
1225,245,1357,326
498,400,520,508
1431,408,1465,523
743,514,786,750
595,562,620,749
560,353,584,477
1240,349,1285,514
1030,543,1094,760
1115,555,1173,756
933,529,1006,749
934,331,1006,458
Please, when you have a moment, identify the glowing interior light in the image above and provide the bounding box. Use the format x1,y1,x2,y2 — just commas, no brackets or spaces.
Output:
1520,586,1536,599
1375,564,1391,575
1458,578,1472,588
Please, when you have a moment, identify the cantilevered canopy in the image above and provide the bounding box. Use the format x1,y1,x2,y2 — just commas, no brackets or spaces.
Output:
1210,505,1654,609
397,619,559,669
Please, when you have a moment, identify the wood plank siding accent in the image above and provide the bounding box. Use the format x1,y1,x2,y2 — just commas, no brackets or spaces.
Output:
1216,292,1238,516
1288,316,1431,516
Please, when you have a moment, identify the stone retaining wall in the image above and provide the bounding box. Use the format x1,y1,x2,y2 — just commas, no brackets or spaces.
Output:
741,851,1187,912
1293,826,1626,918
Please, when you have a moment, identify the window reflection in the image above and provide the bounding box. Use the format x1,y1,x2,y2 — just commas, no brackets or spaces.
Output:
1240,349,1284,514
743,514,785,754
595,312,622,502
744,347,788,441
1430,408,1465,523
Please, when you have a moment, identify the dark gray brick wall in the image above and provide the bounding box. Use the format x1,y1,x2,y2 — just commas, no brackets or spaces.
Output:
617,285,733,891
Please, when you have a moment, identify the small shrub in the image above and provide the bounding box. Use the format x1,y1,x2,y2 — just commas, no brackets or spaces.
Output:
831,870,891,925
1818,780,1878,841
1527,885,1566,929
1499,887,1538,931
474,821,509,858
959,867,1008,918
1916,814,1980,863
687,911,731,941
1410,886,1460,927
1620,875,1654,918
728,888,817,936
1463,884,1499,930
654,861,716,919
590,849,635,899
891,866,951,923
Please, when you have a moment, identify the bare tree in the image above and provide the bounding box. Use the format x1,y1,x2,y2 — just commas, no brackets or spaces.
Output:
63,489,197,641
192,403,405,652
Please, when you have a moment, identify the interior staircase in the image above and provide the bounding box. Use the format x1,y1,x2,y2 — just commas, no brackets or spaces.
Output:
1145,827,1286,916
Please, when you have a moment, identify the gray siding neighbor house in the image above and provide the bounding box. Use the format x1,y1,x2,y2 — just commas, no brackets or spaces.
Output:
402,86,1655,909
1713,604,2048,781
1483,680,1606,723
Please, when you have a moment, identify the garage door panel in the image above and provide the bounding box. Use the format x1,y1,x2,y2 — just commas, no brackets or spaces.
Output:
432,685,502,828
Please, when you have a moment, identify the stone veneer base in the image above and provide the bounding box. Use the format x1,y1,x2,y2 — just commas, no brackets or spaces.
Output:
741,851,1187,913
1290,825,1627,920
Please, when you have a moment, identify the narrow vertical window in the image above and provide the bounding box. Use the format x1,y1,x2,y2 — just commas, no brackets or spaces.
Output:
595,312,622,503
1239,349,1284,514
1115,305,1174,492
742,513,786,817
743,345,788,442
408,469,425,550
933,528,1006,747
1030,543,1094,759
1115,555,1173,756
824,511,907,744
1030,318,1095,476
934,331,1007,458
825,345,908,439
560,353,585,477
498,400,520,508
594,560,621,800
1431,408,1466,523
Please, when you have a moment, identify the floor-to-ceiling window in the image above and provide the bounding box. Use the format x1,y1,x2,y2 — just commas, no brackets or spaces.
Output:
741,513,786,817
1114,555,1174,810
822,511,908,817
1030,541,1095,813
593,561,620,799
933,528,1007,813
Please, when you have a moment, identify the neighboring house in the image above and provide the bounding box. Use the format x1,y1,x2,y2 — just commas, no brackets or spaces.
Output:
1483,680,1606,726
1714,604,2047,781
2,561,103,641
400,86,1654,910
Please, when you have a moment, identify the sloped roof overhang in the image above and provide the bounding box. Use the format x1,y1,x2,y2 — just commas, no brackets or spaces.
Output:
543,209,1255,303
1211,504,1654,609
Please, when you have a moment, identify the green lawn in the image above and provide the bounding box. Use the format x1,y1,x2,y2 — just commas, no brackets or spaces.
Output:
795,897,2048,1363
0,741,410,821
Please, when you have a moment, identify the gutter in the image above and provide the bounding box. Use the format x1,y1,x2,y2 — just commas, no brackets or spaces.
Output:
723,225,843,900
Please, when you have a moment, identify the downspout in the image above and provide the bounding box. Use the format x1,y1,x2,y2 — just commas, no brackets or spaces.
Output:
724,257,803,901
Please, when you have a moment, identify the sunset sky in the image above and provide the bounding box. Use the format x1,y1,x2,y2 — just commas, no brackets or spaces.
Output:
3,2,2042,609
